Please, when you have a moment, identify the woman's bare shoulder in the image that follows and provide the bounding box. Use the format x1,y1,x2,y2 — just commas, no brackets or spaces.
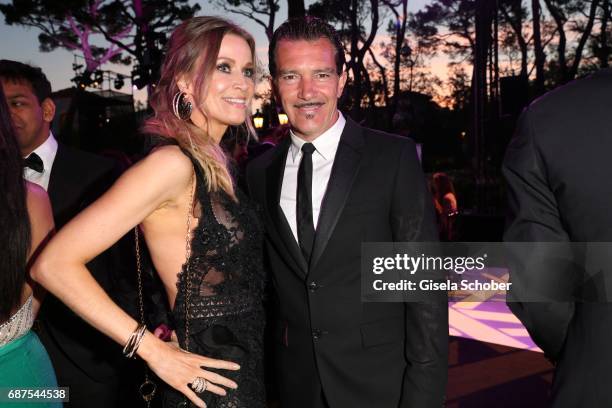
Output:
144,144,193,175
25,181,54,259
25,181,52,218
117,144,194,209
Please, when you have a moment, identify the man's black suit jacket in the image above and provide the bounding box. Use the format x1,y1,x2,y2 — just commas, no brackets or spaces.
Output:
247,118,448,408
503,69,612,407
38,143,134,382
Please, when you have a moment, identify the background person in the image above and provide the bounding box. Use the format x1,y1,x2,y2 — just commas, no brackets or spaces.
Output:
0,81,58,407
0,59,142,408
503,68,612,407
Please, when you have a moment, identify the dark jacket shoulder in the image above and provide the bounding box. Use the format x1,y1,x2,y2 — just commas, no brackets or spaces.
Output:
55,143,116,173
356,121,419,166
49,143,118,227
525,68,612,121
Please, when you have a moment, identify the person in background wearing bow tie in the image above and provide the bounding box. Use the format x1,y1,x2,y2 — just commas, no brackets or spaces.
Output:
0,60,116,226
0,60,139,408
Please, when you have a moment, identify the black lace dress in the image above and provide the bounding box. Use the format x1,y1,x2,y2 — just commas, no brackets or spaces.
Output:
162,151,266,408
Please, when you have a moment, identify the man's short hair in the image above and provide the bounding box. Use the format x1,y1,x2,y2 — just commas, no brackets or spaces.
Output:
268,16,345,78
0,60,52,104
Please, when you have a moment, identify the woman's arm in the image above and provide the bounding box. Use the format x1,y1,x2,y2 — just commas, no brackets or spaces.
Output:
31,146,238,408
25,181,54,316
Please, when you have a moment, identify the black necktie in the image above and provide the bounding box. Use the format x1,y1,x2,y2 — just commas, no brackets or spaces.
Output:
24,153,44,173
297,142,316,263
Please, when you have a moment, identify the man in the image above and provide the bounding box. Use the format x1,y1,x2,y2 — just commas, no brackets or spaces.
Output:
247,18,448,408
0,60,136,408
503,68,612,407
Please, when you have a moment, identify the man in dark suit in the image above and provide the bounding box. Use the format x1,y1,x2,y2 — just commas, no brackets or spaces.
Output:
247,18,448,408
503,69,612,407
0,60,138,408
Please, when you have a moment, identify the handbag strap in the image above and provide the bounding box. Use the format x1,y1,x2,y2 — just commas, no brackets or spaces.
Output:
133,170,196,406
182,171,196,352
134,226,157,406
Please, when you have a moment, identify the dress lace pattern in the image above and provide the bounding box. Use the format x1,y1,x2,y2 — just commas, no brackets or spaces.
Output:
0,295,33,347
164,151,266,408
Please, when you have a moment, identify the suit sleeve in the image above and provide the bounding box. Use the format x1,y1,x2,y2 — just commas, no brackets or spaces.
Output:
502,107,574,362
245,160,261,204
392,140,448,408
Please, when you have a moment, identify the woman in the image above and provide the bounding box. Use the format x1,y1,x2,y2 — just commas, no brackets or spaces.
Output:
0,84,58,406
431,172,458,241
33,17,265,408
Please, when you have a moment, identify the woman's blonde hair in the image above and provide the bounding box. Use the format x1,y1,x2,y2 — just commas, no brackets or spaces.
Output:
142,16,256,200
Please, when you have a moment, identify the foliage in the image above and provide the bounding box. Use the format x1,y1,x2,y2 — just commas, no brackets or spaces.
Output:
0,0,199,88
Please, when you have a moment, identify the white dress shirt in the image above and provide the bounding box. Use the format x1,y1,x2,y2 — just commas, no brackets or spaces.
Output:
280,112,346,242
23,132,58,191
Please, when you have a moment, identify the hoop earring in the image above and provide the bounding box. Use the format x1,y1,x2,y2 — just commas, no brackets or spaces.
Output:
172,91,192,121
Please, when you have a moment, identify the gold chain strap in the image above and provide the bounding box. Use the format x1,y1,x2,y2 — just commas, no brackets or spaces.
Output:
183,171,196,351
134,227,157,406
181,172,196,407
133,170,195,407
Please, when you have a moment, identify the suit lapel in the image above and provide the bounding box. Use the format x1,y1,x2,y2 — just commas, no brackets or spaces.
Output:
310,118,364,271
265,138,309,276
47,143,66,219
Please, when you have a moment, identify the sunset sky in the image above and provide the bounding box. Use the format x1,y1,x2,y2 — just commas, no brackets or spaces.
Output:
0,0,443,105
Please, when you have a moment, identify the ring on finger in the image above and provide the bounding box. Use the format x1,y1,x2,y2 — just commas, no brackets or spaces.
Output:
191,377,208,393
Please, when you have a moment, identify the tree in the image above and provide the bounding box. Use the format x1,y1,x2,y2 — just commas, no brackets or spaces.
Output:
1,0,131,77
212,0,280,41
543,0,600,83
373,3,442,117
309,0,380,119
532,0,547,93
365,44,391,107
287,0,305,18
412,0,477,64
445,66,471,111
1,0,133,144
381,0,409,116
91,0,199,90
499,0,529,77
1,0,199,91
588,0,612,68
347,0,379,119
1,0,197,144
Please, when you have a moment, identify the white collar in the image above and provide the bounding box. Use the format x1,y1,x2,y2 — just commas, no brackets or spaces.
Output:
289,112,346,162
27,132,58,173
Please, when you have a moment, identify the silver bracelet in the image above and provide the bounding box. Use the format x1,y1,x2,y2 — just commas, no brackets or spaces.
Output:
123,323,147,359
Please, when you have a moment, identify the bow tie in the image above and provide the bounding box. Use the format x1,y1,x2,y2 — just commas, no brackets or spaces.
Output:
24,153,44,173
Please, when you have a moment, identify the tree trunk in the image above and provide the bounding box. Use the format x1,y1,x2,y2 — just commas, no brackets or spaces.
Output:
267,0,276,41
361,64,376,109
543,0,568,83
287,0,305,18
568,0,600,79
367,47,391,108
532,0,546,94
349,0,361,119
598,0,610,68
392,0,408,119
501,1,528,76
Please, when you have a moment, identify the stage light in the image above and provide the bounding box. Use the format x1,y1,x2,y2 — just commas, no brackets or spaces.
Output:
131,67,150,90
94,70,104,84
114,74,125,90
72,72,93,89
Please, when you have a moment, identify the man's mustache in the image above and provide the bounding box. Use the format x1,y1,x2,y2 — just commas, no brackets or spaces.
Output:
294,102,324,108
